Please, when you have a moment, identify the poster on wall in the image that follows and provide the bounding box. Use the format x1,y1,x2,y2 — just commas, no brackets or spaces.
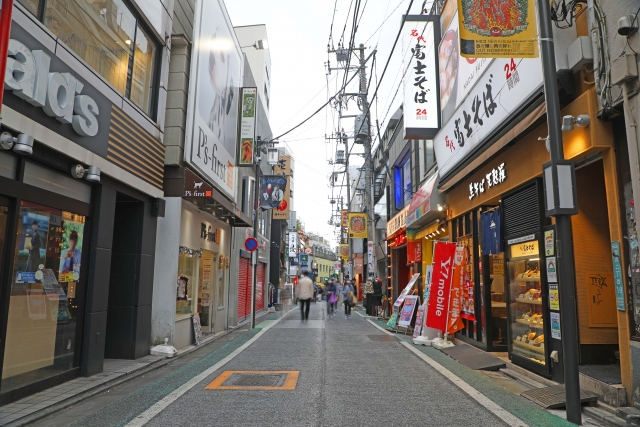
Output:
545,230,555,256
426,242,457,331
549,283,559,311
184,0,242,201
546,257,557,283
550,312,561,339
15,207,50,283
238,87,257,165
399,295,419,327
259,175,287,210
457,0,539,59
58,216,84,283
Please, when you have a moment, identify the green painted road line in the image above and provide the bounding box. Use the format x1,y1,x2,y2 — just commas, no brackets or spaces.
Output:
370,319,575,427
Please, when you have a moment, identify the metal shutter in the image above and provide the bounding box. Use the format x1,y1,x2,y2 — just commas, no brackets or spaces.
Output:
238,257,252,320
256,262,266,312
502,181,541,239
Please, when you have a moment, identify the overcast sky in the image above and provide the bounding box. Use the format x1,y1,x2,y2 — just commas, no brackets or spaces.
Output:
226,0,427,246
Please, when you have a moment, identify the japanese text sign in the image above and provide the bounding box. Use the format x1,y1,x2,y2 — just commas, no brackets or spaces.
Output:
402,15,441,139
426,242,457,331
469,162,507,200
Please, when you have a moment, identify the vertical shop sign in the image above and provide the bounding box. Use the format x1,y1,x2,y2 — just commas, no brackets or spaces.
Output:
426,242,457,331
272,155,291,219
238,87,257,165
367,241,374,272
402,15,441,139
448,246,465,333
288,232,297,257
611,241,626,311
550,312,561,339
457,0,538,59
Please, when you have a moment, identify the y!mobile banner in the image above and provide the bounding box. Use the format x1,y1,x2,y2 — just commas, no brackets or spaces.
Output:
426,242,457,331
184,0,242,201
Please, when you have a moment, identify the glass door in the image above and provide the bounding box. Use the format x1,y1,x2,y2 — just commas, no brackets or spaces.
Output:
507,235,549,370
198,251,216,334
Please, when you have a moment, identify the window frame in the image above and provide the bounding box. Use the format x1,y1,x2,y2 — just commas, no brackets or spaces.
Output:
23,0,161,121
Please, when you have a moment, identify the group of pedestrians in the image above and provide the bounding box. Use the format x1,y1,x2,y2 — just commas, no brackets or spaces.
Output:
295,273,358,321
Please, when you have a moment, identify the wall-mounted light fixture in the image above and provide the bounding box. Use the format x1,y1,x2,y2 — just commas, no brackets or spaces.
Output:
71,164,101,183
561,114,590,132
0,132,34,155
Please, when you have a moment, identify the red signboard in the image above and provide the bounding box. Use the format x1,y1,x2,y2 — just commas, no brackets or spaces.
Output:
394,233,407,247
407,240,422,263
426,242,457,332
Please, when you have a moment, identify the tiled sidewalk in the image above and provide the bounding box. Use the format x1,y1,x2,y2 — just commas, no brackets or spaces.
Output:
0,355,164,426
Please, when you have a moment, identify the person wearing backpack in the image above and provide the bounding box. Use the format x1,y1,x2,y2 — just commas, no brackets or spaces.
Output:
326,279,338,317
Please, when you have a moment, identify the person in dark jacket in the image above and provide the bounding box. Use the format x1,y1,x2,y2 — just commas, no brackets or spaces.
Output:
26,220,43,272
326,280,338,317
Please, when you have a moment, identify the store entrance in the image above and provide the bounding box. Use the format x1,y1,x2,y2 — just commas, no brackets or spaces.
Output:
198,251,216,334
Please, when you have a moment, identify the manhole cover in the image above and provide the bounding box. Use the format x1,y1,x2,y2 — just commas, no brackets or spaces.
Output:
224,373,286,387
205,371,300,390
367,335,399,342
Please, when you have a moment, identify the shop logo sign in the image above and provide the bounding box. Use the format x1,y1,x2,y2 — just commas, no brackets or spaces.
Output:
5,39,99,136
201,223,220,243
469,162,507,200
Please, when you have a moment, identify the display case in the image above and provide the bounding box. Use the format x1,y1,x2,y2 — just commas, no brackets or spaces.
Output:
507,235,548,371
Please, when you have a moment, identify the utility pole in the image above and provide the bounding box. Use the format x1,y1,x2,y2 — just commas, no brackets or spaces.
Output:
358,43,375,280
538,1,580,424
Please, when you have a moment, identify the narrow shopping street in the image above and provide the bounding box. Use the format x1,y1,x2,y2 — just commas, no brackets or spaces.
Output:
26,303,578,427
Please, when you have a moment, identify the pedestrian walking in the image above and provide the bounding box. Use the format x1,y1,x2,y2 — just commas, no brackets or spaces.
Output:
296,271,314,321
313,284,318,304
326,279,338,317
342,280,355,318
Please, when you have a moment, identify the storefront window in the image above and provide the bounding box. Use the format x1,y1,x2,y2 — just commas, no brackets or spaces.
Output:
2,202,85,393
176,249,200,319
24,0,160,117
198,251,216,332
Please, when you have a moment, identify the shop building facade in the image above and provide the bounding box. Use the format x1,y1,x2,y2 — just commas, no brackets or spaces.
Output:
1,0,173,403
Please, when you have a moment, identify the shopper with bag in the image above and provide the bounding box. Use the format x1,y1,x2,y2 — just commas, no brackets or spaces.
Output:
326,279,338,317
342,280,355,319
296,271,314,321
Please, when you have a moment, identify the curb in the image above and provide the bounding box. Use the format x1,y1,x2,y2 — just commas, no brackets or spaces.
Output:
3,309,280,427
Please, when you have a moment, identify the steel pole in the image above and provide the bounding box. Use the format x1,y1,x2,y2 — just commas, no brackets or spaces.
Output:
537,1,581,424
0,0,15,125
250,148,261,330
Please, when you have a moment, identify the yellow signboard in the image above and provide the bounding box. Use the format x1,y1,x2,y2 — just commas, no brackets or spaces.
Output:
348,213,367,238
509,239,538,259
457,0,538,58
341,210,349,227
339,244,350,260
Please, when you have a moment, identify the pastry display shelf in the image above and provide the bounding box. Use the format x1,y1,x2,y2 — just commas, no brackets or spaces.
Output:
515,298,543,305
515,277,541,283
513,339,545,354
515,318,544,329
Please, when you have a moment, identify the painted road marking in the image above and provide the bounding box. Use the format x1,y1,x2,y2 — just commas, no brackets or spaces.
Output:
125,309,296,427
205,370,300,390
367,319,529,427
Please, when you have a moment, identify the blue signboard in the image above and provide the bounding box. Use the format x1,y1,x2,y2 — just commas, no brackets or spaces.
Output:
300,255,308,263
611,241,625,311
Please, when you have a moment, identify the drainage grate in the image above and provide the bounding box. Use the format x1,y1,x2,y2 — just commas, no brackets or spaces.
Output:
223,373,286,387
367,335,399,342
205,371,300,390
520,384,598,409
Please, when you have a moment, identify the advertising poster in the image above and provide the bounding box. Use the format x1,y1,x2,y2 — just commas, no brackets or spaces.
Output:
341,210,349,227
58,217,84,283
426,242,457,331
272,155,292,219
185,0,242,200
238,87,257,166
546,257,557,283
339,244,349,260
545,230,555,256
549,283,559,311
259,175,287,210
457,0,539,59
448,246,465,333
399,295,419,327
550,312,561,339
348,213,367,238
27,289,47,320
413,305,426,338
387,310,400,329
15,207,50,282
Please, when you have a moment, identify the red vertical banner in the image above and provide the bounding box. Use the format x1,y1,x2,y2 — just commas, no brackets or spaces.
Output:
448,246,465,334
407,229,422,263
426,242,457,331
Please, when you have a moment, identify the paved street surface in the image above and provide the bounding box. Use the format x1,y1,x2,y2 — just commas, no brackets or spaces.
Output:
34,303,578,427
